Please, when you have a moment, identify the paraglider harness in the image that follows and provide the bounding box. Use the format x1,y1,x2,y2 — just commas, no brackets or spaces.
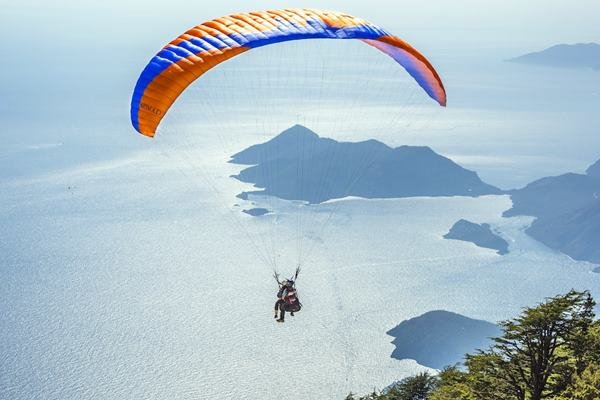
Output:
274,266,302,314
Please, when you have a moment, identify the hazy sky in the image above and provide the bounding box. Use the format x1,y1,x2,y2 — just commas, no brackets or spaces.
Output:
3,1,598,123
4,1,599,46
2,1,599,183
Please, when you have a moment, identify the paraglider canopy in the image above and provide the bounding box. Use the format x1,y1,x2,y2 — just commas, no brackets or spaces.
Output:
130,8,446,137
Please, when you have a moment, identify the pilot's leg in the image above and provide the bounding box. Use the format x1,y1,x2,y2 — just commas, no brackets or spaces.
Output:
274,299,282,319
277,303,286,322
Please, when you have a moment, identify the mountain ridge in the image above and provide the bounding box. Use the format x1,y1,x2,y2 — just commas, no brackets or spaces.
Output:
509,43,600,69
230,125,502,204
504,159,600,265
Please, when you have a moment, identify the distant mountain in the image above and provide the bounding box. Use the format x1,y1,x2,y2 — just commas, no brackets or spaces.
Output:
587,159,600,178
504,158,600,265
444,219,509,255
527,201,600,264
387,310,500,369
503,172,600,219
230,125,501,203
509,43,600,70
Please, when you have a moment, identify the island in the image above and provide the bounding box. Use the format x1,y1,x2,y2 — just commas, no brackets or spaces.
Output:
230,126,600,265
504,158,600,265
242,208,270,217
444,219,509,255
508,43,600,70
230,125,502,203
387,310,500,369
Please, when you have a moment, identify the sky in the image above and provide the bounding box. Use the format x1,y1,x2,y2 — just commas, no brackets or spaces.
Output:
1,1,599,185
1,4,599,397
3,0,599,128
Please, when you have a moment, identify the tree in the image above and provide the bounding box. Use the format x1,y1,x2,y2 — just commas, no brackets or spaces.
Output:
557,322,600,400
484,290,594,400
347,291,598,400
567,294,596,374
385,372,438,400
428,367,475,400
556,362,600,400
464,352,520,400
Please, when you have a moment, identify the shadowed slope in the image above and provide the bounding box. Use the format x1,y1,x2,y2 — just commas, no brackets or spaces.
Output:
231,125,501,203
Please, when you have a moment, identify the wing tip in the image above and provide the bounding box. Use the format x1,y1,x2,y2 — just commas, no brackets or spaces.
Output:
132,123,156,138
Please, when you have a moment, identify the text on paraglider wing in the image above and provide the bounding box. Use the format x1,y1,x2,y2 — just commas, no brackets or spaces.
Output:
140,103,162,116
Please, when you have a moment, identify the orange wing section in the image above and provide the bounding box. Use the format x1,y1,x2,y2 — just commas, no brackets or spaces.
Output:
131,8,446,136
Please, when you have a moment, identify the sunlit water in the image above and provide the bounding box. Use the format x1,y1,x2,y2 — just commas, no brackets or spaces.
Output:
1,40,600,399
2,148,598,399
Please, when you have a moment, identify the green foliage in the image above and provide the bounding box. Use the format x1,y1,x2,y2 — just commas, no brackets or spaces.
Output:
428,382,474,400
434,290,595,400
555,362,600,400
385,372,438,400
488,290,595,400
428,367,474,400
347,290,600,400
344,373,438,400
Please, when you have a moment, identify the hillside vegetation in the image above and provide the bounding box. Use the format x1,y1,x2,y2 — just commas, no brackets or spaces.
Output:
347,290,600,400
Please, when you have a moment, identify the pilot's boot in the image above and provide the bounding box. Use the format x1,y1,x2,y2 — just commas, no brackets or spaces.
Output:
276,308,286,322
